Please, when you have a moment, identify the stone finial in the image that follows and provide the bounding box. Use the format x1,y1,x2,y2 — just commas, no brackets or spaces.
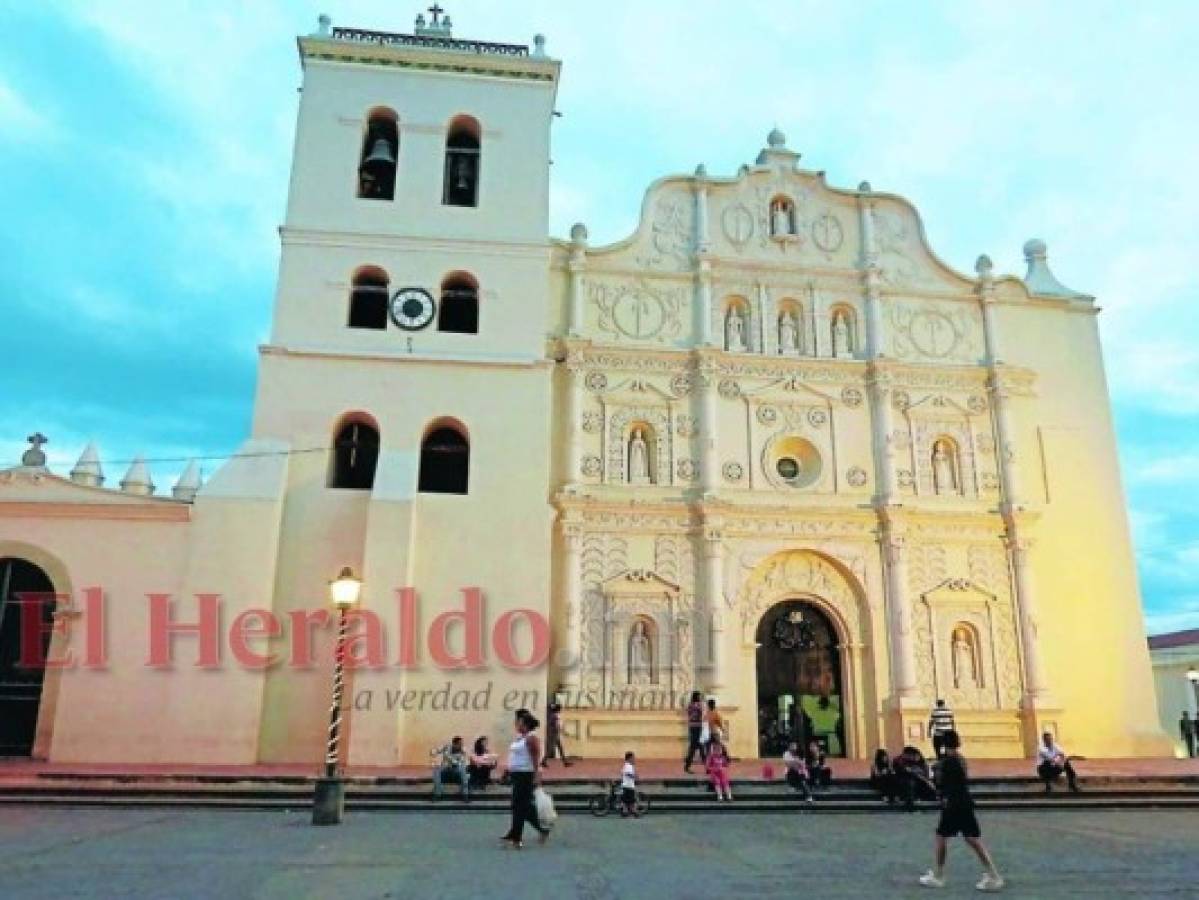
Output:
1022,238,1084,298
767,127,787,149
21,432,48,468
975,254,994,277
858,180,872,193
120,456,155,496
695,163,708,178
533,34,547,57
316,14,331,36
415,13,426,30
172,460,202,502
70,442,104,487
569,222,589,246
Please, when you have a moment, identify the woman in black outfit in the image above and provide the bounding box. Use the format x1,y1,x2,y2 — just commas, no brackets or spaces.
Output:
870,748,899,804
499,708,550,849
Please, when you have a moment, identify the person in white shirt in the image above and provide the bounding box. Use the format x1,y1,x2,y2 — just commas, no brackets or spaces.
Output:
928,699,956,759
783,741,814,802
1035,731,1080,793
620,751,640,818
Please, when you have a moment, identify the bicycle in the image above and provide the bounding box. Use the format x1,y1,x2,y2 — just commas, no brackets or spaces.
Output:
588,781,651,817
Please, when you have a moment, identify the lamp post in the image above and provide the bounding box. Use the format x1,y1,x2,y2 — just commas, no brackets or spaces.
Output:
1188,667,1199,715
312,566,362,826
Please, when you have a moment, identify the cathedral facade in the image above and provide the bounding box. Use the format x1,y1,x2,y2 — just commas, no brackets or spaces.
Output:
0,14,1169,766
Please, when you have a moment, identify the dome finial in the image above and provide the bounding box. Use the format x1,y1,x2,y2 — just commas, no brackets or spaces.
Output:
767,126,787,149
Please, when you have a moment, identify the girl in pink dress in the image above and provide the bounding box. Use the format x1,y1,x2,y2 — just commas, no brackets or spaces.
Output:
706,736,733,801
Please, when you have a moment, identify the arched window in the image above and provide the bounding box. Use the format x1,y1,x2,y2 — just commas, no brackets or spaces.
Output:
329,418,380,490
437,272,479,334
443,115,481,207
347,267,390,329
419,422,469,494
358,108,398,200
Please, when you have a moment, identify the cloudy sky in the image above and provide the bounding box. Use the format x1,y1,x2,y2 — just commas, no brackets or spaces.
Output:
2,1,1197,632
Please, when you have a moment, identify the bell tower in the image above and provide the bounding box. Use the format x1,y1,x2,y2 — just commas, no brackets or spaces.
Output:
249,11,560,766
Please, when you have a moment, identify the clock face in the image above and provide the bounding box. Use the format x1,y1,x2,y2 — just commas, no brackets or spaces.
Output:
390,287,436,331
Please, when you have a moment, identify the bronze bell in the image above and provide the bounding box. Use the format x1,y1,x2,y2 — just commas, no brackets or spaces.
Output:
359,137,396,180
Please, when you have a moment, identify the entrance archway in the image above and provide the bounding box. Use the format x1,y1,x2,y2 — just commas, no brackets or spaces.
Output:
0,558,56,756
755,599,845,757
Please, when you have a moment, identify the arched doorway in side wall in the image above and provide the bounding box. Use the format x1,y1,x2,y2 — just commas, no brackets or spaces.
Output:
755,599,845,758
0,558,56,756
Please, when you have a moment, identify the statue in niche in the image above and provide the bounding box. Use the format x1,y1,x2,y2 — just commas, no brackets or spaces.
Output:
628,428,651,484
952,628,978,689
771,198,794,236
628,620,655,684
832,311,853,358
725,306,747,352
778,310,800,355
932,439,959,495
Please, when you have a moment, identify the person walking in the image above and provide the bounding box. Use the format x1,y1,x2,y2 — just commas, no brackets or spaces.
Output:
684,691,707,772
499,708,551,849
928,699,955,759
620,751,640,818
542,700,572,767
1035,732,1081,793
1180,711,1197,759
703,698,725,753
918,730,1004,892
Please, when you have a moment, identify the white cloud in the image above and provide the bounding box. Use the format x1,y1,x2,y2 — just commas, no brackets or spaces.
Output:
0,76,51,141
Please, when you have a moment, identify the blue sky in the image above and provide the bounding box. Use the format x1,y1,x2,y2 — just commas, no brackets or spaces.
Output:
1,1,1197,632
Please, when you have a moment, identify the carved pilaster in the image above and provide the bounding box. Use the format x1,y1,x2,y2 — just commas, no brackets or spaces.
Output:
881,526,918,700
695,256,714,347
564,352,585,484
1004,530,1049,704
697,354,720,493
560,520,584,688
701,520,725,691
867,365,898,503
567,249,586,337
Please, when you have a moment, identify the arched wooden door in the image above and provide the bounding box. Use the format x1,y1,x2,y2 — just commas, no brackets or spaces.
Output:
0,558,56,756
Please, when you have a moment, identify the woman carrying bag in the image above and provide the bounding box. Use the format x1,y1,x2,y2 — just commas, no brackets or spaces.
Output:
500,708,552,849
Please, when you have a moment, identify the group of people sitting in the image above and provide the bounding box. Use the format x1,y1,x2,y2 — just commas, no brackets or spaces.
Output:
868,730,1082,809
780,740,834,801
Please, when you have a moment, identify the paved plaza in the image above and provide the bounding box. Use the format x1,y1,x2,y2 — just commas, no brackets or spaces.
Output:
0,806,1196,898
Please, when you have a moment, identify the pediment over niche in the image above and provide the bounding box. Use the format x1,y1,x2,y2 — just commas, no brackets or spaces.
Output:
741,374,836,405
600,569,680,597
919,578,996,606
597,377,677,404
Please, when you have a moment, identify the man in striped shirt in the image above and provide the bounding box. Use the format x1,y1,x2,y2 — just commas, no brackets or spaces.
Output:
928,699,955,759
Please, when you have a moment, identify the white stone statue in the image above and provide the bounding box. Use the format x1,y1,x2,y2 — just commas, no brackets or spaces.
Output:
628,428,650,484
772,199,793,236
726,306,747,352
932,440,958,494
832,311,852,358
952,630,977,689
778,311,799,355
629,620,654,684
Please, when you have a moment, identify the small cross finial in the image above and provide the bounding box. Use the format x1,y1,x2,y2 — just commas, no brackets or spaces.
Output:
428,3,445,24
22,432,48,467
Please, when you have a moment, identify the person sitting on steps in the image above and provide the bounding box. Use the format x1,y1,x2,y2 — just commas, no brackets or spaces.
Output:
1035,731,1081,794
783,741,814,802
870,748,899,805
467,735,498,791
894,745,938,811
432,735,470,802
804,739,832,788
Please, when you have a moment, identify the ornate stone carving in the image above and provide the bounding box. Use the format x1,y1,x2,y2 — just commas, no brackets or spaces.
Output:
735,550,866,645
581,411,603,433
756,405,778,426
675,414,696,438
967,395,987,414
642,197,693,270
718,379,741,400
976,434,995,455
897,469,915,488
892,390,911,411
606,407,673,486
721,202,755,250
722,461,744,483
811,212,844,253
590,278,685,342
841,387,863,408
676,458,698,482
670,373,693,397
581,454,602,477
585,372,608,392
807,408,828,428
846,466,868,488
888,302,985,364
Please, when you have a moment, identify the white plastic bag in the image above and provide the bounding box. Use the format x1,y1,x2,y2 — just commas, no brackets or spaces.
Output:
700,722,711,744
534,787,557,827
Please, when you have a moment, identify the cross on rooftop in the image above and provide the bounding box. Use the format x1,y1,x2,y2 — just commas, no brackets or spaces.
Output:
428,4,445,25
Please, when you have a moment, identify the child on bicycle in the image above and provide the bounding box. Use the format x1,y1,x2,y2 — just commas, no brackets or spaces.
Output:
620,751,640,818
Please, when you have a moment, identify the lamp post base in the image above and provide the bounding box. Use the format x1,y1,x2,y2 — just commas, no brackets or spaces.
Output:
312,776,346,825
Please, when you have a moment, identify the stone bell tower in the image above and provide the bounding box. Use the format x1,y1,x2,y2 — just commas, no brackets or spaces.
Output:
248,10,562,766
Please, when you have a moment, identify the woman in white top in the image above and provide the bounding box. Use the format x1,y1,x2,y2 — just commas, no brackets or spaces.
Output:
500,708,550,848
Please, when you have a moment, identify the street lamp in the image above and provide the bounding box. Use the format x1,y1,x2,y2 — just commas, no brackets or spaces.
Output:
312,566,362,826
1188,666,1199,713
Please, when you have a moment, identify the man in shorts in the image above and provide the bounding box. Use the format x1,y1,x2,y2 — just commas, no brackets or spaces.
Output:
919,729,1004,892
